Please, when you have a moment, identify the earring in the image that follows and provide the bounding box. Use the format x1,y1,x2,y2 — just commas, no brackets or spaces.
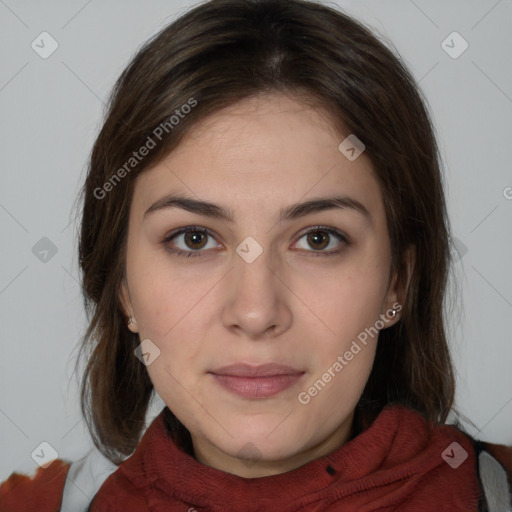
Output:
128,316,136,326
389,308,397,319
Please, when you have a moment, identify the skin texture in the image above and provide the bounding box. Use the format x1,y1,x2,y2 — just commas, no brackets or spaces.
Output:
120,92,412,478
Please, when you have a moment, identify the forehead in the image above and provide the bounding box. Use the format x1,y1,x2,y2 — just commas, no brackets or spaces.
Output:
132,92,385,224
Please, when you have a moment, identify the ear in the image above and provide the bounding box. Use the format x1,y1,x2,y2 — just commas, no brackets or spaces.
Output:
118,279,139,333
381,245,415,327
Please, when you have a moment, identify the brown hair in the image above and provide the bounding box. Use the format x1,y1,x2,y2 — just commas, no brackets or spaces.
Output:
75,0,461,465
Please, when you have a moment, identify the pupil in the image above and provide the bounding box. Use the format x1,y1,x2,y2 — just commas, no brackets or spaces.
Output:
186,231,206,249
309,231,328,250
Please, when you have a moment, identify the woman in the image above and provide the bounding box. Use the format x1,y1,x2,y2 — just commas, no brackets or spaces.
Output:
1,0,511,510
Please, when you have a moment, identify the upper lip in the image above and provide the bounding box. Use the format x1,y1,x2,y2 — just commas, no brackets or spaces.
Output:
209,363,304,377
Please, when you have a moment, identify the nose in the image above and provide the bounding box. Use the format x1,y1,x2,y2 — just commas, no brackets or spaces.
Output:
220,242,293,340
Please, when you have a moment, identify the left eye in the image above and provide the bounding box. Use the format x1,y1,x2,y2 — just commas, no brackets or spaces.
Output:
294,227,348,255
162,226,349,258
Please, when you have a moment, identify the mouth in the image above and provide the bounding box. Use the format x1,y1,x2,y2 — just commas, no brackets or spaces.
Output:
208,363,305,399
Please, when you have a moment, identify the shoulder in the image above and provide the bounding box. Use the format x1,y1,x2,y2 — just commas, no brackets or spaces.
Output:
0,448,119,512
0,459,71,512
435,415,512,510
392,405,512,510
480,441,512,479
476,440,512,511
59,447,119,511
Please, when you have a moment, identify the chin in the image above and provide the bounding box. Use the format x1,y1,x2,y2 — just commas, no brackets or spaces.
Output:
209,417,310,461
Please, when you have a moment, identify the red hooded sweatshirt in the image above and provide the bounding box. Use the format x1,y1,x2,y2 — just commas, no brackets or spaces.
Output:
1,404,511,511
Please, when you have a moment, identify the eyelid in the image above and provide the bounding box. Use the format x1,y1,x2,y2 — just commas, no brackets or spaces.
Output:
161,226,221,257
161,225,350,257
293,225,349,256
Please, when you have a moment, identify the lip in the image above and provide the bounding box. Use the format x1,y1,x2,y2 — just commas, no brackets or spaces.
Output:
210,363,303,377
209,363,305,399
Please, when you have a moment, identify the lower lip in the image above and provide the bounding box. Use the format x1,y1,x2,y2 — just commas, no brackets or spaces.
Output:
210,373,304,398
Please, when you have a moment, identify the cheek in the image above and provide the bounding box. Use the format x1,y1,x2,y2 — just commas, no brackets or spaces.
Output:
129,267,210,377
307,263,388,344
127,246,203,337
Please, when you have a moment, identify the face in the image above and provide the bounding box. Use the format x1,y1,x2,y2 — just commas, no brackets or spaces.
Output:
120,92,404,477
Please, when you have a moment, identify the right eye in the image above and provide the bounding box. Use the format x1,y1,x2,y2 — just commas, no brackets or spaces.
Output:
162,226,222,257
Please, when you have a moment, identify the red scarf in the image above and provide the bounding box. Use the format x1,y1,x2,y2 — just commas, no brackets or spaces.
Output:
87,404,481,511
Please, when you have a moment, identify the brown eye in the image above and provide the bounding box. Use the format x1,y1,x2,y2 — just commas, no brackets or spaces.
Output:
162,227,220,258
162,225,349,259
294,226,349,256
306,230,330,251
184,230,208,250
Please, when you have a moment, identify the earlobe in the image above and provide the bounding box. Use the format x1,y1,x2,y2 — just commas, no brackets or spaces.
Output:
382,245,415,326
127,316,138,332
118,281,139,333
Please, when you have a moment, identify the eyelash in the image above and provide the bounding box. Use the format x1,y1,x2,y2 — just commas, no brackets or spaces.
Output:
161,225,350,258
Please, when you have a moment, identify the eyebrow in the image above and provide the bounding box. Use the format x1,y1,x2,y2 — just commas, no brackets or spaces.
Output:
143,193,371,223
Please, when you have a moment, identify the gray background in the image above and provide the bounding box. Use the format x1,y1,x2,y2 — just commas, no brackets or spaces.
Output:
1,0,511,481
